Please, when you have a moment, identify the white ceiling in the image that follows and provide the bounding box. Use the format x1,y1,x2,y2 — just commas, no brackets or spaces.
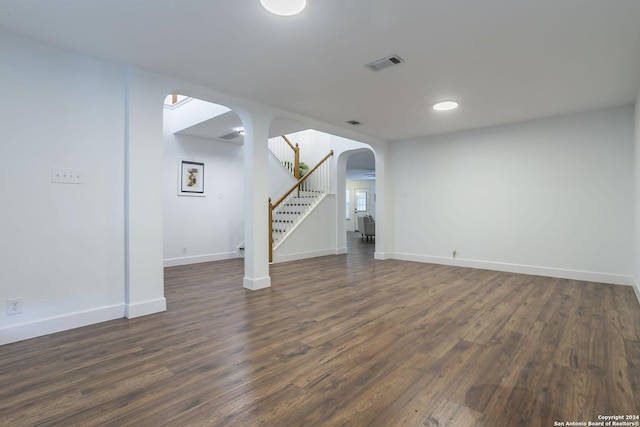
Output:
1,0,639,142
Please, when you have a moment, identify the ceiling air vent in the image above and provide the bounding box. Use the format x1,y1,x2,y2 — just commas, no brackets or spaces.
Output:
346,120,363,126
365,54,404,72
218,131,243,140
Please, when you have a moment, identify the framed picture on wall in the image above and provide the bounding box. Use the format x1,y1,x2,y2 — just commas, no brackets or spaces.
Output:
179,160,205,196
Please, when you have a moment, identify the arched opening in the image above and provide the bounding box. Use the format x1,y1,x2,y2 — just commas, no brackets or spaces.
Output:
345,149,376,257
161,93,246,268
335,145,377,259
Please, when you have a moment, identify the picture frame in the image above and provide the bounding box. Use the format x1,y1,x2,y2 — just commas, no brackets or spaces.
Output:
179,160,205,196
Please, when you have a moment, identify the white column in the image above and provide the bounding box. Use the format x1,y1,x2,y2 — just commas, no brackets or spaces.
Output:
335,152,349,254
239,110,272,290
124,68,167,317
372,141,393,260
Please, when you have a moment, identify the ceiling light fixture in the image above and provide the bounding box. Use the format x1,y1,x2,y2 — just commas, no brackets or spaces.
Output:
433,101,459,111
260,0,307,16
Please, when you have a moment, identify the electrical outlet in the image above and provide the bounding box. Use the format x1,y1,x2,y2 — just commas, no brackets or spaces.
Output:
7,298,23,315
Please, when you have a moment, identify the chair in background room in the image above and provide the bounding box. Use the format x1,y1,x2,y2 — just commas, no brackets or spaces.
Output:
357,215,375,241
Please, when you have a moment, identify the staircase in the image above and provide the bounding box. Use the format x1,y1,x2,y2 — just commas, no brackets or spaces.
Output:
268,138,333,261
271,190,326,247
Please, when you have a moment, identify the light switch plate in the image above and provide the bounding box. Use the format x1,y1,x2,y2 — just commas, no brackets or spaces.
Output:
51,168,83,184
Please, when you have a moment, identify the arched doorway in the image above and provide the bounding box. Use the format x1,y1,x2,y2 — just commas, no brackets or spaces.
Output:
336,146,377,258
161,93,246,268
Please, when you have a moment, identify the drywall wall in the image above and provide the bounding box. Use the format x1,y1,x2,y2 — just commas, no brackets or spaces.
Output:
272,195,338,263
392,106,634,285
163,125,245,266
268,152,298,201
287,129,332,167
0,33,126,343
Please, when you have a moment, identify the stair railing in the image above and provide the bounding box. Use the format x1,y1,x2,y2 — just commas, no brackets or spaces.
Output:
269,150,334,261
269,135,300,179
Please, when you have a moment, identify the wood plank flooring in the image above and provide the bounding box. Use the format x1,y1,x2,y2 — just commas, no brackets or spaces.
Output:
1,233,639,426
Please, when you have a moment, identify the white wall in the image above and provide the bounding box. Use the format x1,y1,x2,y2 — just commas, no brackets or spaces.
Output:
0,33,126,343
287,129,332,167
268,151,298,201
392,106,634,285
163,117,245,266
634,90,640,300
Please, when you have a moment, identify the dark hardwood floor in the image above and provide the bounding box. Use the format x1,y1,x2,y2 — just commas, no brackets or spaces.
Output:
1,233,639,426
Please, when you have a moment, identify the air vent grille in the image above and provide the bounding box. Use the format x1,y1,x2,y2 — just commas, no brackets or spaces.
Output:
365,54,404,72
219,131,243,140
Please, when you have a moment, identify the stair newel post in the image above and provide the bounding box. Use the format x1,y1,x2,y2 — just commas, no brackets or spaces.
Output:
268,197,273,263
294,143,300,180
281,135,300,179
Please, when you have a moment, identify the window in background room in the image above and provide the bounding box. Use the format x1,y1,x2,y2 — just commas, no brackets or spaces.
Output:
355,190,367,212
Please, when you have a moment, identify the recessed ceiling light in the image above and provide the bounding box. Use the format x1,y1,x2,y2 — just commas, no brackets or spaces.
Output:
260,0,307,16
433,101,459,111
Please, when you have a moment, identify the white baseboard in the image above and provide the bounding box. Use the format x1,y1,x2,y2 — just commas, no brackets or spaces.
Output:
336,247,348,255
633,277,640,305
125,298,166,319
164,252,238,267
392,252,635,287
0,304,124,346
243,276,271,290
272,248,336,263
374,252,390,260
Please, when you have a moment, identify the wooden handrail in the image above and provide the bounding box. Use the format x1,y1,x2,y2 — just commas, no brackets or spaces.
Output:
281,135,297,151
281,136,300,179
271,150,333,210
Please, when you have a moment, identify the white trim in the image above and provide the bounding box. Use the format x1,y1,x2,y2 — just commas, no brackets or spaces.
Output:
125,298,166,319
0,304,124,346
237,241,245,258
633,277,640,305
243,276,271,290
392,252,635,286
335,247,348,255
374,252,390,260
163,96,193,110
272,248,336,263
164,252,239,267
